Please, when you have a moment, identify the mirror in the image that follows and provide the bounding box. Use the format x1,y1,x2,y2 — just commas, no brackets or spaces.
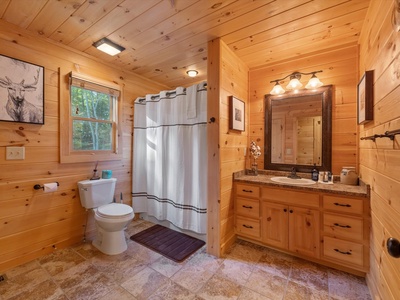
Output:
264,85,332,172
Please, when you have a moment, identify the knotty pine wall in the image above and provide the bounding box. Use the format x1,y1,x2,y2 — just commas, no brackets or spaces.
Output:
248,45,359,175
207,38,249,256
0,20,167,272
358,1,400,299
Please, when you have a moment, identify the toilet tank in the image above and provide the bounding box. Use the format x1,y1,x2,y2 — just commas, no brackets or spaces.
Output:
77,178,116,209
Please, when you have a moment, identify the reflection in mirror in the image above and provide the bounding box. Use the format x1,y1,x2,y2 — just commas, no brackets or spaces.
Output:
265,85,332,172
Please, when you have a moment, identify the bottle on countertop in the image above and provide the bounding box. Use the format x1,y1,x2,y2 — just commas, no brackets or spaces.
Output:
311,164,319,181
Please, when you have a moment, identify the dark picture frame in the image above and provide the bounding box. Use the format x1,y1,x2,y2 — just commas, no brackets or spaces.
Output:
357,70,373,125
0,54,44,124
229,96,245,131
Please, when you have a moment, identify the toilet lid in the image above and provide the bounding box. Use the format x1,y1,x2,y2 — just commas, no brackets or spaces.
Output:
96,203,133,218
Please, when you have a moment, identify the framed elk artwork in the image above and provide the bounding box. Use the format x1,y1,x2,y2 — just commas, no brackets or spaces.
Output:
0,54,44,124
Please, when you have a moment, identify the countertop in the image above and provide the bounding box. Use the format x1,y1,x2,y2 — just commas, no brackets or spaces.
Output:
234,170,370,198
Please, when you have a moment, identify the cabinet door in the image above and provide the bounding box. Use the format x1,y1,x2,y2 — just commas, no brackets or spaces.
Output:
288,207,320,258
262,202,289,249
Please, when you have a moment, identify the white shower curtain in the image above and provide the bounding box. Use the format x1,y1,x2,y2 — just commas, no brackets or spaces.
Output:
132,82,207,234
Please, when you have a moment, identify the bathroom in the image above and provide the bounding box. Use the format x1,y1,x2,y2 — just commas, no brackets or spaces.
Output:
0,1,399,299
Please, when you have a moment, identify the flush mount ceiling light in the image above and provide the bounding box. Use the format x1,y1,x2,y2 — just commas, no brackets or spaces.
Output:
186,70,198,77
270,70,323,95
93,38,125,56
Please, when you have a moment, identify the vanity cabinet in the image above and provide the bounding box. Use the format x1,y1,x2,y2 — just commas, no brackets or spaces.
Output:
321,194,369,269
234,181,370,274
235,184,261,240
261,187,320,258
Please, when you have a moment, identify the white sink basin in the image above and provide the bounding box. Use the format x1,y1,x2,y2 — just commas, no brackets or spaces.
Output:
270,176,316,186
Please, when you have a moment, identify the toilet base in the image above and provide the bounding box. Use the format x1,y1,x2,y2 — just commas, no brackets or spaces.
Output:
92,228,128,255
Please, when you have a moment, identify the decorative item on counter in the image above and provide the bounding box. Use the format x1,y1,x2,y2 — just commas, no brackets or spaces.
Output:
340,167,358,185
318,171,333,184
311,164,319,181
250,140,261,176
319,171,324,182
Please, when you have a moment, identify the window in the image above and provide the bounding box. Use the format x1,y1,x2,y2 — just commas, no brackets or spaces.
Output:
60,71,123,163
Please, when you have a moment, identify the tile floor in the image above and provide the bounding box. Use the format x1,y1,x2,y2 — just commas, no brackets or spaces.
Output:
0,220,371,300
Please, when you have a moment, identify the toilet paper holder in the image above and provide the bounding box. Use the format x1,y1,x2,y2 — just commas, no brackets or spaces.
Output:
33,182,59,190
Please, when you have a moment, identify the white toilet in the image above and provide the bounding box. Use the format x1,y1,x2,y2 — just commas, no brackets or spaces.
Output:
77,178,134,255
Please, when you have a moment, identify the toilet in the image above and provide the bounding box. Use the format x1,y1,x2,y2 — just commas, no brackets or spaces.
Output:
77,178,134,255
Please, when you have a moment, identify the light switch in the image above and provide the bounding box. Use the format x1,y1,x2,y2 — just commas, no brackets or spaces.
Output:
6,147,25,160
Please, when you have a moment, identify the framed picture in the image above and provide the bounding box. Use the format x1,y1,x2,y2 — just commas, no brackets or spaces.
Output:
229,96,245,131
0,54,44,124
357,70,373,125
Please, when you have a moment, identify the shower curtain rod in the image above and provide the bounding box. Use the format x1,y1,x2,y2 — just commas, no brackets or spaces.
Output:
137,83,207,102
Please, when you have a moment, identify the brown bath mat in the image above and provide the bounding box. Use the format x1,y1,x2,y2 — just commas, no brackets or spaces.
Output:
130,224,205,263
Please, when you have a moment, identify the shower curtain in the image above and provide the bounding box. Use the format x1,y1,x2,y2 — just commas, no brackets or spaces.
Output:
132,82,207,234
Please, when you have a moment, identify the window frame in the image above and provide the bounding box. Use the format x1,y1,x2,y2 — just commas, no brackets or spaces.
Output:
60,70,123,163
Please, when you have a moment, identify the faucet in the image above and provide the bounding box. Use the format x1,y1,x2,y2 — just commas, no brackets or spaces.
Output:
287,167,301,179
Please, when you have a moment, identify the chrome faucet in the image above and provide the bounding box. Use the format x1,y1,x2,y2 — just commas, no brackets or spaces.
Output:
287,167,301,179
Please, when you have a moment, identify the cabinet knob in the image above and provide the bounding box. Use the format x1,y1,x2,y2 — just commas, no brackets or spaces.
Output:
283,208,287,212
387,238,400,258
242,189,253,193
289,209,293,213
242,205,253,209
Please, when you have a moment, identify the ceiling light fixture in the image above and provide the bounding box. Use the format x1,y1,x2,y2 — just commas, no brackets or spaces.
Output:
93,38,125,56
270,70,323,95
186,70,198,77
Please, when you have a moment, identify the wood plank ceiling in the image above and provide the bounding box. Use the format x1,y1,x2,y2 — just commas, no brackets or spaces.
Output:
0,0,370,88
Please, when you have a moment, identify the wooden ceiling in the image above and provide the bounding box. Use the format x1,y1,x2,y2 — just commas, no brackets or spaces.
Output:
0,0,370,88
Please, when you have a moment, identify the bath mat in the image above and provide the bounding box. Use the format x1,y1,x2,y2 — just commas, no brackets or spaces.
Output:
130,224,205,263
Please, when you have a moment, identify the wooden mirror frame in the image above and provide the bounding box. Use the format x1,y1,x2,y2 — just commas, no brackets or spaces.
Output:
264,85,333,173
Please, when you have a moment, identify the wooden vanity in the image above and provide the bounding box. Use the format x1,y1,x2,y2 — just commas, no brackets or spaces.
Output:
234,172,370,276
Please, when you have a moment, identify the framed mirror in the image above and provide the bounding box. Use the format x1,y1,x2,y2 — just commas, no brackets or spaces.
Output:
264,85,332,172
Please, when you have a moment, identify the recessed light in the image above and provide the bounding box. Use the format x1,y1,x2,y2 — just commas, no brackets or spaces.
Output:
186,70,198,77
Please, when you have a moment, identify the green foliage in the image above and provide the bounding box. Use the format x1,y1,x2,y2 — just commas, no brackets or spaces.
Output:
71,86,113,151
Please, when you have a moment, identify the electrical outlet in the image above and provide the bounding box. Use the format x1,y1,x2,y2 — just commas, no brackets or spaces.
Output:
6,146,25,160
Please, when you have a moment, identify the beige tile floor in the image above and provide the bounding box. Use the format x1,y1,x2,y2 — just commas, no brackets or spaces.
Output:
0,220,371,300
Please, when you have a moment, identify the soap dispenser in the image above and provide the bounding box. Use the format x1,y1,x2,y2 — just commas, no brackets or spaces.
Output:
311,164,319,181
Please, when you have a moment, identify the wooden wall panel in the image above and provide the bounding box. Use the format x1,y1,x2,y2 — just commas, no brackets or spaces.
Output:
0,21,167,272
207,38,248,256
358,1,400,299
219,41,249,254
249,45,359,175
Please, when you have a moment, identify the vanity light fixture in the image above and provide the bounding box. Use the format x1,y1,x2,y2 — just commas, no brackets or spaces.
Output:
186,70,198,77
93,38,125,56
270,70,323,95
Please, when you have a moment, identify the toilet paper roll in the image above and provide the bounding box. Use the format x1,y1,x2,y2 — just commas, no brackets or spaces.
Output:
44,182,58,193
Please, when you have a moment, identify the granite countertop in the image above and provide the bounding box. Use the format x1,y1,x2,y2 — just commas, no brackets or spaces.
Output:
234,170,370,198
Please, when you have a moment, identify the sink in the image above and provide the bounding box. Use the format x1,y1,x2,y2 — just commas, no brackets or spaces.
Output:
270,176,316,186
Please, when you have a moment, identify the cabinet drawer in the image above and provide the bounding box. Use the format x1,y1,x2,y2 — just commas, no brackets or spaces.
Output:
236,184,260,198
262,187,319,208
323,236,363,267
236,198,260,218
323,214,363,240
235,216,260,239
323,195,364,215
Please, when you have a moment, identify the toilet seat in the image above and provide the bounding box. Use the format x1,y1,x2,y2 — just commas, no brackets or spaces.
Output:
96,203,133,219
